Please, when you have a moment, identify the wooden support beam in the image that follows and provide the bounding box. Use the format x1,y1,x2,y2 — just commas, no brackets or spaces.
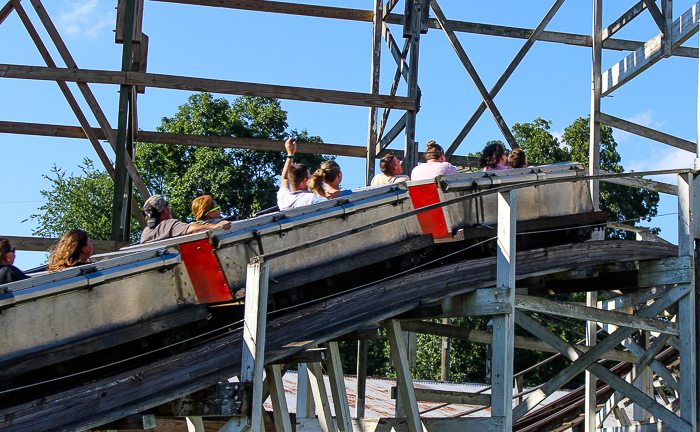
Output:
366,0,382,186
2,235,128,254
307,362,337,432
514,295,679,335
0,1,13,25
399,320,638,363
356,340,368,418
644,0,667,33
512,283,691,421
491,190,516,431
444,0,566,159
0,64,415,111
323,342,353,432
431,0,518,151
92,415,156,430
269,348,327,365
377,34,408,143
151,0,698,58
377,112,407,153
516,312,692,432
601,1,700,96
601,169,678,195
676,173,698,427
115,0,143,44
598,285,675,311
265,365,292,432
385,320,423,432
597,112,696,153
330,327,383,342
232,260,270,432
295,364,315,420
391,386,491,406
638,256,693,287
401,0,422,175
661,0,673,56
603,0,651,41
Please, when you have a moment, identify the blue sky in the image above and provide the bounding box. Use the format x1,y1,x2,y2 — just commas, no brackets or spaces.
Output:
1,0,698,269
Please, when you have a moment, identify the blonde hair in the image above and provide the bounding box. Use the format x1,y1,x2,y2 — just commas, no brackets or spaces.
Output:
308,161,341,197
48,229,90,273
424,141,444,161
192,195,216,221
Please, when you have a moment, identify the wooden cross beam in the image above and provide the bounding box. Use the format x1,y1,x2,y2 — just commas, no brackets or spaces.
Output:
378,113,407,153
516,311,692,432
377,32,409,144
307,362,337,432
604,0,653,40
385,320,424,432
512,282,691,421
644,0,667,33
322,342,353,432
444,0,566,159
0,1,13,25
597,112,695,153
430,0,518,151
265,365,292,432
366,0,383,185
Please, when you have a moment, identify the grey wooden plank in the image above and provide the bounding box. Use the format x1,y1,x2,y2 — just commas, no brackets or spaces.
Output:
603,1,650,40
601,170,678,195
265,365,292,432
378,112,407,153
323,342,352,432
0,1,13,25
644,0,667,32
307,362,337,432
356,340,368,418
515,295,679,335
365,0,382,186
597,112,695,153
385,320,423,432
391,386,491,406
597,285,675,311
92,414,156,430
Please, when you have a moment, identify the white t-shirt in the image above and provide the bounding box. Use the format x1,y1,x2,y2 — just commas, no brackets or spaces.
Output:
277,187,327,211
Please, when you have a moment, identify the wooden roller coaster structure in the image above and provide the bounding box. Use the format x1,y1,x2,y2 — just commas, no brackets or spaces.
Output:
1,1,700,432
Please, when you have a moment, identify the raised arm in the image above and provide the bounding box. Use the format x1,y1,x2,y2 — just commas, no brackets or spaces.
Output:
280,138,297,190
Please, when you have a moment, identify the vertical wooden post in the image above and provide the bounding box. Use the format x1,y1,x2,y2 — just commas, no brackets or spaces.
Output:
403,0,422,174
441,317,451,382
323,342,353,432
632,331,653,422
585,1,603,430
386,320,423,432
296,364,315,420
491,190,516,431
677,173,698,427
265,364,292,432
661,0,673,56
356,340,368,418
366,0,382,186
112,0,136,241
227,260,269,432
307,362,338,432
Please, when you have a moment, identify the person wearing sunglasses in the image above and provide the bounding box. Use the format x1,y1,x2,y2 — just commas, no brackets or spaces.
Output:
141,195,232,244
0,238,29,284
191,195,233,224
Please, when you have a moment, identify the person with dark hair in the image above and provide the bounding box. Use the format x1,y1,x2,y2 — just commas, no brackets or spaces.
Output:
308,160,352,199
140,195,231,243
0,238,29,284
478,143,509,171
277,138,328,210
410,141,458,181
47,229,93,273
507,148,528,169
371,153,410,186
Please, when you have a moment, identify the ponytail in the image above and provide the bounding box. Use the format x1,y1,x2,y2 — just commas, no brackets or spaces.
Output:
307,161,342,197
308,168,326,197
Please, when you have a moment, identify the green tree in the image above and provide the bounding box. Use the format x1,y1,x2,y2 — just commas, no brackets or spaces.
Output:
27,159,141,242
136,93,328,220
29,93,328,240
513,116,659,239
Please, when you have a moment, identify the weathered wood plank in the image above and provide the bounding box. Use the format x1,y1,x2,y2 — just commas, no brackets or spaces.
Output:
330,327,382,342
638,256,694,287
0,241,679,431
598,285,675,311
265,365,292,432
151,0,698,58
390,385,491,406
399,320,638,363
601,169,678,195
92,414,156,430
307,362,337,432
597,112,695,153
268,348,326,365
514,295,679,335
115,0,144,44
377,112,407,153
2,235,128,254
365,0,382,185
601,1,700,96
0,64,415,111
323,342,352,432
0,1,13,25
603,1,650,40
385,320,422,432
